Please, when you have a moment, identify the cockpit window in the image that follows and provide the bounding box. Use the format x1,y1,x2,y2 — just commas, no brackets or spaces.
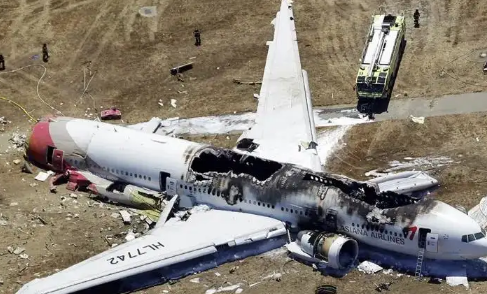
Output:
475,232,485,240
462,231,486,242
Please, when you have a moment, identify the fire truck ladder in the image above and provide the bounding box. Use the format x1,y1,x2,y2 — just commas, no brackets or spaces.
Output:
365,24,390,83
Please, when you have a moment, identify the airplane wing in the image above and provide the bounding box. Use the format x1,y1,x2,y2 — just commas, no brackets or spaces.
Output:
17,206,286,294
233,0,322,172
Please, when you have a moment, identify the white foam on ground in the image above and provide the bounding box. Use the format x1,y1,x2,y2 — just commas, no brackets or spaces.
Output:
317,125,351,167
384,156,454,172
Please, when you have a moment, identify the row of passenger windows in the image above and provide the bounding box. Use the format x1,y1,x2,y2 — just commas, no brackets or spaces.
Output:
66,158,152,182
178,184,309,216
351,222,402,237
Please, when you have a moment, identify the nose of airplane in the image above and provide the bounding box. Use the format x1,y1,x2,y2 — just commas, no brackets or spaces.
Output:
467,235,487,259
26,117,55,166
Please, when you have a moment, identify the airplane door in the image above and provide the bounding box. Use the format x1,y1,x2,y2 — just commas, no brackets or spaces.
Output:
425,233,439,253
52,149,64,171
159,172,170,192
165,177,177,196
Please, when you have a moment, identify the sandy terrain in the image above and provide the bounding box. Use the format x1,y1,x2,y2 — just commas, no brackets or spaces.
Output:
2,0,487,293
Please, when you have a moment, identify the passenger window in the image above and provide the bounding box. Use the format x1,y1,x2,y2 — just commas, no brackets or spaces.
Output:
285,208,289,212
189,187,192,191
125,172,128,176
180,184,183,188
352,223,355,226
384,230,388,234
143,175,146,180
281,207,284,211
300,211,303,215
135,174,138,178
148,177,151,181
272,205,275,209
139,175,142,179
258,202,261,206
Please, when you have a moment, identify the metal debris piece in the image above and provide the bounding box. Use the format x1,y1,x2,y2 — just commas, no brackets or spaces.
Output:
13,247,25,255
119,210,131,224
34,171,54,182
19,253,29,259
170,62,193,76
69,193,78,199
12,159,21,165
9,202,18,207
190,277,200,283
409,115,425,124
233,79,262,85
110,213,119,219
125,231,136,242
170,99,177,108
357,261,383,274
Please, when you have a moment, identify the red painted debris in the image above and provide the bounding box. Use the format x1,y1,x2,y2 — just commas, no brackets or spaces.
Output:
100,107,121,120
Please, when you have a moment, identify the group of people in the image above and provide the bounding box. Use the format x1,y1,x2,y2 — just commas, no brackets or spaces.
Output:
0,43,49,71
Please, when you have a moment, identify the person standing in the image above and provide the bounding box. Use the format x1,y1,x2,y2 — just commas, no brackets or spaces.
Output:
413,9,420,28
42,44,49,63
0,54,5,71
193,29,201,46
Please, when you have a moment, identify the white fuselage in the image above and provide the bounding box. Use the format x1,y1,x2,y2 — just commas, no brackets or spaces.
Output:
48,118,487,261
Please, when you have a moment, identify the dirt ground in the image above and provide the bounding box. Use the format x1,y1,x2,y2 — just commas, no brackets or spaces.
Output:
2,0,487,293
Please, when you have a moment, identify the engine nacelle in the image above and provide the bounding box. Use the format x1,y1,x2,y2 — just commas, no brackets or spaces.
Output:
297,230,358,269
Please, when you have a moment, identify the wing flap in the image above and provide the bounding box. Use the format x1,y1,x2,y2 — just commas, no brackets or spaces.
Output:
17,208,285,294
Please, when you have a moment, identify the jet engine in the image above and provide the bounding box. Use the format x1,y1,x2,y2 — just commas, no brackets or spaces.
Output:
297,230,358,269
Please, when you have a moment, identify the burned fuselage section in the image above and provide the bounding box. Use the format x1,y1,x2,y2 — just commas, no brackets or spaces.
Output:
185,146,429,232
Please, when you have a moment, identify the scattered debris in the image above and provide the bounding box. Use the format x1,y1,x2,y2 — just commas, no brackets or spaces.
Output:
11,247,26,255
214,272,221,277
9,133,26,151
409,115,425,124
19,253,29,259
357,261,383,274
205,284,242,294
12,159,21,165
125,230,136,242
9,202,18,207
158,99,164,107
170,62,193,76
253,94,259,100
315,284,337,294
262,272,282,282
119,210,131,224
100,107,121,120
235,289,243,294
138,6,157,17
375,282,392,292
190,277,200,283
34,171,55,182
22,162,34,174
69,193,78,199
229,266,239,274
110,213,119,219
170,99,177,108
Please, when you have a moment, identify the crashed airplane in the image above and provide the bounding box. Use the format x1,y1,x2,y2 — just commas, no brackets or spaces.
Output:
18,1,487,293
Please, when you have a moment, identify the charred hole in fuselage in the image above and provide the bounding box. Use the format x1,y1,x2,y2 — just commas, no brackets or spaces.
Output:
191,148,283,181
304,173,419,209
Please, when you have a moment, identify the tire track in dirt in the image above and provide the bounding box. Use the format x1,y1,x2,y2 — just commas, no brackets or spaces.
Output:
6,0,28,58
89,2,131,64
65,0,113,71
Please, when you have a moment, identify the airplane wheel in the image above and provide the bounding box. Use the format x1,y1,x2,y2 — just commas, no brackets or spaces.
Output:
315,284,337,294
